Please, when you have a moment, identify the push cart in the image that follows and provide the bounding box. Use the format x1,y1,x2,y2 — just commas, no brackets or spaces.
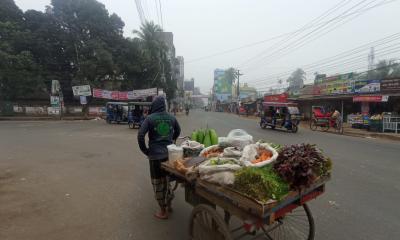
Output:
162,161,329,240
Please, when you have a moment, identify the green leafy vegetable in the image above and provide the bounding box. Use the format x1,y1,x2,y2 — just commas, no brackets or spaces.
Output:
274,144,332,190
233,165,289,202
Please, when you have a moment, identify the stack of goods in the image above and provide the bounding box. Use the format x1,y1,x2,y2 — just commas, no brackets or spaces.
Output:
170,129,332,203
369,114,383,132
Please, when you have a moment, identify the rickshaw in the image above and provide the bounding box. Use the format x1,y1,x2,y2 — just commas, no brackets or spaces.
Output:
310,106,343,134
127,102,151,129
105,102,128,124
260,102,301,133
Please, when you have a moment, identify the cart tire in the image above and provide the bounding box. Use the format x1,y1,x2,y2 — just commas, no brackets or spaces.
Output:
263,204,315,240
321,123,329,132
189,204,232,240
310,119,317,131
260,122,267,129
335,119,344,135
291,124,298,133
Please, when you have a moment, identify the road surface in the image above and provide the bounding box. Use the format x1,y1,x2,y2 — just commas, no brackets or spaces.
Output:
1,110,399,240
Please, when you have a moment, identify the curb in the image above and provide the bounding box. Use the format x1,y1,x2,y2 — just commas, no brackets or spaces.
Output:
0,117,97,121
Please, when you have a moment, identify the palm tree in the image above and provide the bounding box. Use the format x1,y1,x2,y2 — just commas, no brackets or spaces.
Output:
133,21,165,60
133,21,171,91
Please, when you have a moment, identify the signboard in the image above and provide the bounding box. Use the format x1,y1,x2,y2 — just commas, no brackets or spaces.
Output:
319,79,352,95
264,93,288,102
353,95,389,102
353,79,380,93
92,88,158,100
80,96,87,105
50,96,60,106
72,85,92,96
215,93,231,102
214,69,233,94
132,88,158,97
381,79,400,92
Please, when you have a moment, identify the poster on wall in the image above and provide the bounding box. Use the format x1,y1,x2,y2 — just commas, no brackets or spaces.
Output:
80,96,87,105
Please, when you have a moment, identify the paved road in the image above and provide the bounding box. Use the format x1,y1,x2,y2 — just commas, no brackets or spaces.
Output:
0,111,399,240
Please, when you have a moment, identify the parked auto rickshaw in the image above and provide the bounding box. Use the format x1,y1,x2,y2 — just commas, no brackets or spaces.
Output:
106,102,128,124
260,102,301,133
127,102,151,129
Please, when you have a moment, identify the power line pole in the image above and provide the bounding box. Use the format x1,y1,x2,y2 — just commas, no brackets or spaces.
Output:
236,69,243,102
368,46,375,70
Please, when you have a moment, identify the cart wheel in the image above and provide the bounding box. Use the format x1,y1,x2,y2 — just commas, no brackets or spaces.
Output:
260,122,267,129
335,119,343,135
263,204,315,240
291,124,298,133
320,123,329,132
189,204,232,240
309,120,317,131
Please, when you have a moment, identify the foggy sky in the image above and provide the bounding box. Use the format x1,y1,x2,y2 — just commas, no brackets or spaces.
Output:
14,0,400,94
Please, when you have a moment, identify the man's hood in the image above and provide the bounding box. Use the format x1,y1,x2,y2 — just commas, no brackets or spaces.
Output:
150,96,166,114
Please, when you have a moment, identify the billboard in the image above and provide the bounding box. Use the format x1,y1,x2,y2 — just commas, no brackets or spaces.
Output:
381,79,400,92
214,69,233,94
353,79,380,93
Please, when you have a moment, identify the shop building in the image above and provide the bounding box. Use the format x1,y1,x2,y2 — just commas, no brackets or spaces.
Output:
291,78,400,133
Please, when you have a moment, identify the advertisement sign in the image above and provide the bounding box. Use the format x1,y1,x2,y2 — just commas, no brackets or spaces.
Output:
72,85,92,96
80,96,87,105
215,93,231,102
214,69,233,94
353,79,380,93
264,93,288,102
381,79,400,92
353,95,389,102
320,79,352,95
132,88,158,98
92,88,157,100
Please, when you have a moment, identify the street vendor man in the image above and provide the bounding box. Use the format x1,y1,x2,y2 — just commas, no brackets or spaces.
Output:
137,96,181,219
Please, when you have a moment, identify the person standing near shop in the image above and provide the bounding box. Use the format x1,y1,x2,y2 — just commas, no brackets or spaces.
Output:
137,96,181,219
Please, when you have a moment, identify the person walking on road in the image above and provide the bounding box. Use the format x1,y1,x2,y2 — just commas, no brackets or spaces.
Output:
137,96,181,219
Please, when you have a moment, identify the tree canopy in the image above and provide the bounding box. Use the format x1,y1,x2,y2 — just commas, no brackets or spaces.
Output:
0,0,177,102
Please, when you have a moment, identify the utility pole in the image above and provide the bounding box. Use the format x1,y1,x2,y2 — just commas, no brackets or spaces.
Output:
236,69,243,102
236,69,243,115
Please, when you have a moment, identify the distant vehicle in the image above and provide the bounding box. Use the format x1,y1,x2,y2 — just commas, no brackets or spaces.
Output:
260,102,301,133
127,102,151,129
105,102,128,124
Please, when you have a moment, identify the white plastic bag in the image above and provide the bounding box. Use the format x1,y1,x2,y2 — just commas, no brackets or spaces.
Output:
226,129,253,149
198,159,242,185
222,147,242,158
181,140,204,149
240,143,278,167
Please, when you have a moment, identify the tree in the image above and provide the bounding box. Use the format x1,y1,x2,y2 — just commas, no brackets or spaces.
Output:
287,68,305,90
367,60,400,79
133,21,177,100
